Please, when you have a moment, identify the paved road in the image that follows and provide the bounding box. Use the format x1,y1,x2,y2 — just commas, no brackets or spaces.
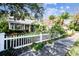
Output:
19,32,79,56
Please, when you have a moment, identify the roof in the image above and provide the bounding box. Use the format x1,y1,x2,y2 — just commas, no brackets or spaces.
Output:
8,16,36,25
8,19,35,25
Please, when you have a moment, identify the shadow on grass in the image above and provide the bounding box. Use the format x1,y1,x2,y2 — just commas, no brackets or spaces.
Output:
0,46,30,56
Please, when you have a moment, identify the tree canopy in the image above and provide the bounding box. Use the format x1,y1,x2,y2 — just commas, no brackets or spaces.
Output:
49,15,55,20
60,12,70,19
0,3,44,20
0,19,9,32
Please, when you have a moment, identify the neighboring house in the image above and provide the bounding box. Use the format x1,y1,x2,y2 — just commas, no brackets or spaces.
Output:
63,19,72,26
42,19,53,30
63,19,73,30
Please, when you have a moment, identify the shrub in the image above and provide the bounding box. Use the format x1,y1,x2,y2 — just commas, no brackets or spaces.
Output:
31,42,45,51
60,12,69,19
69,21,79,31
47,40,53,44
49,15,55,20
0,19,9,32
50,23,66,39
34,24,47,33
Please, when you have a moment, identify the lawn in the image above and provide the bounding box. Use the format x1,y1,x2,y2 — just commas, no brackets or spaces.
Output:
66,39,79,56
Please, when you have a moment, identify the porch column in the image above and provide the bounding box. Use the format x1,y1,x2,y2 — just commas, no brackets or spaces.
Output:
24,24,25,30
29,25,31,32
14,24,15,30
0,33,5,52
9,23,11,29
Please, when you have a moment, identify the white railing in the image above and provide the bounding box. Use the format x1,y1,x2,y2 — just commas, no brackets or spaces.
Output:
0,33,50,52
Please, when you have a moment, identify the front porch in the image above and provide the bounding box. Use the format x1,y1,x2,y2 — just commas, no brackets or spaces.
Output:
8,17,36,32
9,23,34,32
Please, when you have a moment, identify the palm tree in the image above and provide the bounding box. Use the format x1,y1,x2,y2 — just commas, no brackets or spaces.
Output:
49,15,55,20
59,12,70,25
74,13,79,23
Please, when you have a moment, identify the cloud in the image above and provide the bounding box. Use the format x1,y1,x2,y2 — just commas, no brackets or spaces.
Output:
43,8,58,19
53,3,57,5
66,6,70,9
43,7,67,19
43,4,47,8
43,8,66,19
60,6,64,9
45,8,58,14
60,9,65,13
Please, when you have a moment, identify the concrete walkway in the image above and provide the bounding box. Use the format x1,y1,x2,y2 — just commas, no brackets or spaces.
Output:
19,32,79,56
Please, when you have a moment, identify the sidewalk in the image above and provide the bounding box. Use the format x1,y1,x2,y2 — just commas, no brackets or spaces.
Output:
19,32,79,56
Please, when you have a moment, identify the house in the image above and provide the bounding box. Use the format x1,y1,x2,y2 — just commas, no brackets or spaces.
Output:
7,16,36,33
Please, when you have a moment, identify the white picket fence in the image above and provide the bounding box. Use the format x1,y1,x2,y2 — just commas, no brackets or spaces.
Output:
0,33,50,52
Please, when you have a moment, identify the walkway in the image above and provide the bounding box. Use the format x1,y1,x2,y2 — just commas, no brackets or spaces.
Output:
19,32,79,56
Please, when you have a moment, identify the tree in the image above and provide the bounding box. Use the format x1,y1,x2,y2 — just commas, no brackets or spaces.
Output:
50,23,66,39
0,19,9,32
60,12,69,19
59,12,70,25
0,3,8,14
69,13,79,31
74,13,79,24
27,3,44,20
49,15,55,20
0,3,44,20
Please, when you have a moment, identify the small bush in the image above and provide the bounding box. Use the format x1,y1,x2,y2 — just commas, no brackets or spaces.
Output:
31,42,45,51
0,19,9,32
47,40,53,44
50,23,66,39
69,21,79,31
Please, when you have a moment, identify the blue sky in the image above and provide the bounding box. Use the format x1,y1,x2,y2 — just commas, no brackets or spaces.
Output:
43,3,79,19
0,3,79,19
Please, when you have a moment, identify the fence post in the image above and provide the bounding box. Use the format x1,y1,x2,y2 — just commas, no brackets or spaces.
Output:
40,33,42,42
0,33,5,52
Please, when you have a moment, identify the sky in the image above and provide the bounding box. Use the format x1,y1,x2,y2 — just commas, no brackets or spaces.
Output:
43,3,79,19
0,3,79,19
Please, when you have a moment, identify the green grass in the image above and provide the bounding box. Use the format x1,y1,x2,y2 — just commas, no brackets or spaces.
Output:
66,46,79,56
31,42,45,51
30,39,54,51
66,39,79,56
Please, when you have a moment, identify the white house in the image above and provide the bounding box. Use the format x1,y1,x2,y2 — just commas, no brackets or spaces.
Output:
7,16,37,32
